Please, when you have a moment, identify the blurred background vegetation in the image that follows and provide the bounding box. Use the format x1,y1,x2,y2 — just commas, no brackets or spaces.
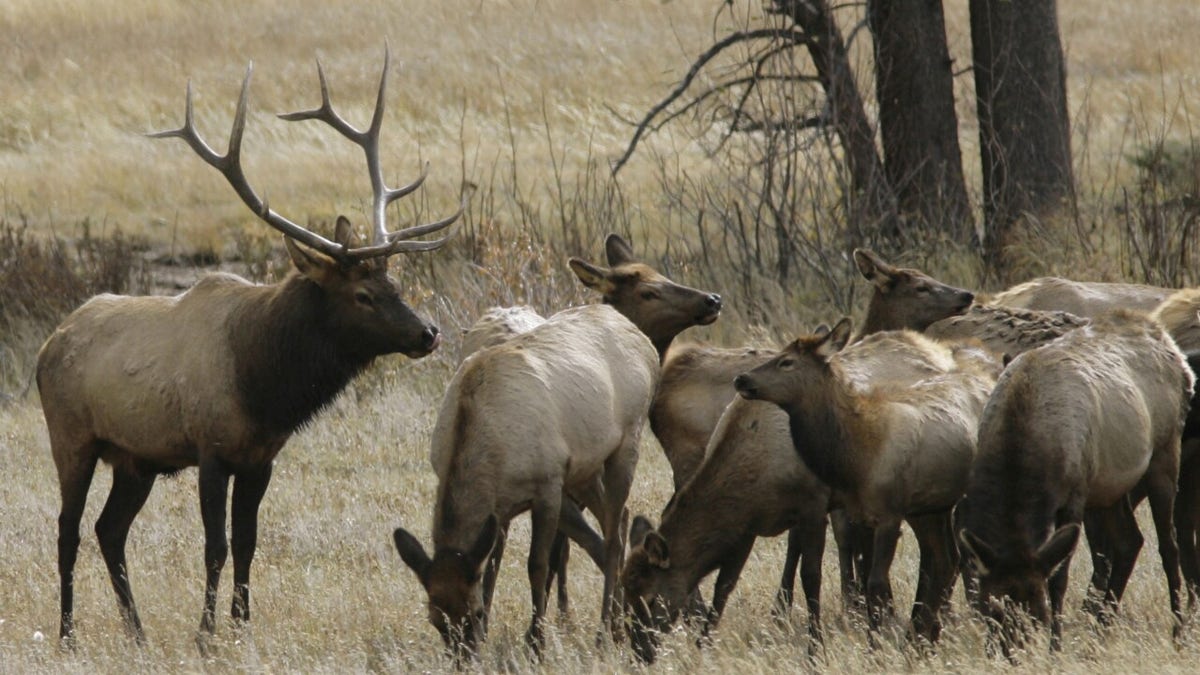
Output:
3,0,1199,395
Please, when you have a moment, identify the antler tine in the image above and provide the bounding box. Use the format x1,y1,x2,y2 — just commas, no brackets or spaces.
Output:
278,48,460,257
150,63,350,261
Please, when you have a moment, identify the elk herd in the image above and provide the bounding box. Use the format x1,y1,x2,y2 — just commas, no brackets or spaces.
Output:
29,54,1200,664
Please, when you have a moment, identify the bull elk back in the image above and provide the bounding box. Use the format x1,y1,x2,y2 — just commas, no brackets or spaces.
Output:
39,51,460,649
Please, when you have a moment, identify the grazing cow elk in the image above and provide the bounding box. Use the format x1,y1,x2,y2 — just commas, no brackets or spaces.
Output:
734,320,999,645
650,248,973,613
988,276,1170,318
956,310,1193,656
624,386,831,663
457,305,605,618
392,234,721,658
38,54,461,648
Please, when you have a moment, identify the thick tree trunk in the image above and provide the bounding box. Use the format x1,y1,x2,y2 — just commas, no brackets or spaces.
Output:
868,0,973,244
773,0,899,246
970,0,1075,276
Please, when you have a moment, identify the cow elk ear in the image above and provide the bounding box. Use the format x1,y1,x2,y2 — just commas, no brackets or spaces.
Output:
853,248,896,288
605,233,637,267
1036,523,1081,577
569,258,617,294
813,323,831,337
285,236,337,284
629,515,655,548
815,317,853,358
958,529,997,578
393,527,433,586
643,531,671,569
469,515,500,571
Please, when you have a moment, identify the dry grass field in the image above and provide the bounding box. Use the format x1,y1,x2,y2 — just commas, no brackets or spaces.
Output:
4,0,1200,673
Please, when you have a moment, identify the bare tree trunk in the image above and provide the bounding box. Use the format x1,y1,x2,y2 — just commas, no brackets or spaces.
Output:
970,0,1075,276
868,0,973,244
773,0,899,246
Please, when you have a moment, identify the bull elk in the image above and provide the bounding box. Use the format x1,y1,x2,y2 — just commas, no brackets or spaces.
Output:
734,320,999,645
392,234,721,658
956,310,1193,656
38,52,461,648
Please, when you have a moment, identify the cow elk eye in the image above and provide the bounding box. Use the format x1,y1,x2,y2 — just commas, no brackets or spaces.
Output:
779,358,796,369
639,288,660,301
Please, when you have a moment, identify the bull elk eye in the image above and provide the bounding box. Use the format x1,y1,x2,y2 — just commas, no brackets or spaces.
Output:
354,290,375,309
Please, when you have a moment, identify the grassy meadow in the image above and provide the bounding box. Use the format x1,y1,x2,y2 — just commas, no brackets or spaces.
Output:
3,0,1200,672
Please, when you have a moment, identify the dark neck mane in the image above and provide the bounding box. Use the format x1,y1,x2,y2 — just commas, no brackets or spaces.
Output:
231,274,373,436
780,382,858,492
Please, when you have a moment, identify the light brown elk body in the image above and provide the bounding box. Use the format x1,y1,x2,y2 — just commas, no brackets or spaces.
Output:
392,235,721,657
623,325,981,661
649,249,973,613
38,55,460,647
735,320,1000,644
989,276,1170,317
457,305,605,617
957,310,1192,655
926,304,1091,361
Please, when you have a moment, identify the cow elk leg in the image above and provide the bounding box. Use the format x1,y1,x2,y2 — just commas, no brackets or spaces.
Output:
906,511,959,648
865,520,901,645
524,493,562,654
96,460,157,644
1145,453,1185,639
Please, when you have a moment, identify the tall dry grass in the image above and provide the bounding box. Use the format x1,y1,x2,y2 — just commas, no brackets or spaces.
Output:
4,0,1200,672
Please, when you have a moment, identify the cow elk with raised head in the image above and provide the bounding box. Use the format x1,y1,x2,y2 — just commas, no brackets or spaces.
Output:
37,53,460,649
956,310,1193,656
392,234,721,658
733,320,999,645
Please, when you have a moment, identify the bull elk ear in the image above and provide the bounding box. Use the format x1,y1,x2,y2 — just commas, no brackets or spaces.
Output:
853,248,896,287
468,515,500,571
333,215,362,248
815,317,853,359
629,515,655,548
958,529,998,577
643,531,671,569
569,258,617,295
284,236,338,284
1036,523,1081,577
605,233,637,267
393,527,433,586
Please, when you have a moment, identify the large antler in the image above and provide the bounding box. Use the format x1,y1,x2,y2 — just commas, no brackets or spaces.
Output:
150,51,461,262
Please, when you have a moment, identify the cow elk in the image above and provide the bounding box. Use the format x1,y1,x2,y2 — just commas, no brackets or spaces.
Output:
649,249,974,615
37,53,460,649
624,324,987,661
988,276,1170,318
956,310,1193,656
392,234,720,658
734,320,999,645
457,305,605,618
